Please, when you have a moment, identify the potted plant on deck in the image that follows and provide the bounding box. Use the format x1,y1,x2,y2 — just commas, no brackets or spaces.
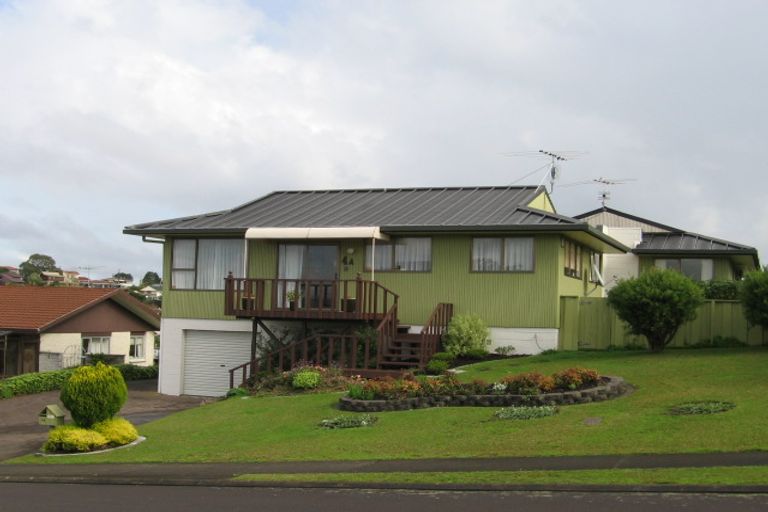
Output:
287,289,301,311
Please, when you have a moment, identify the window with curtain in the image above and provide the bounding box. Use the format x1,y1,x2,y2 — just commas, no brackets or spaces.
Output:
472,237,534,272
130,335,145,360
364,242,393,271
364,238,431,271
83,336,110,354
171,239,244,290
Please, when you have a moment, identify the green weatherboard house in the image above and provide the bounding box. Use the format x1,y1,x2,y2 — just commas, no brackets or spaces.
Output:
124,186,759,396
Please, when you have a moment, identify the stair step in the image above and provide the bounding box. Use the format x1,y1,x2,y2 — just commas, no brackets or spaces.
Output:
396,325,411,334
378,361,420,367
396,333,421,341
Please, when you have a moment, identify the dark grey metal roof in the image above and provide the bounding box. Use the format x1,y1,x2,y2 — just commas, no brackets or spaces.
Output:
635,232,757,254
125,186,565,233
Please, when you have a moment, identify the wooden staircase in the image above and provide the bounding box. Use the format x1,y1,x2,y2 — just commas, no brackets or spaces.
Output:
228,302,454,388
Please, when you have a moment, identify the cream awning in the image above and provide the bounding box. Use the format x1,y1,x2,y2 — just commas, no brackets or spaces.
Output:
245,226,389,240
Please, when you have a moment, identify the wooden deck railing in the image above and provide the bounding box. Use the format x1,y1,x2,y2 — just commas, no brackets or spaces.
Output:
419,303,454,366
224,275,399,321
228,333,379,389
375,302,398,367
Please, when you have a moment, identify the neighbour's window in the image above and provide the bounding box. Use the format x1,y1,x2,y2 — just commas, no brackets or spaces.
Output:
83,336,110,354
589,251,603,283
365,238,432,271
130,335,145,360
472,237,534,272
655,258,713,281
564,239,583,278
171,239,244,290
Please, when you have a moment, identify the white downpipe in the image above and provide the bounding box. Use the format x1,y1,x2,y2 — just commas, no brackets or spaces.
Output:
371,237,376,281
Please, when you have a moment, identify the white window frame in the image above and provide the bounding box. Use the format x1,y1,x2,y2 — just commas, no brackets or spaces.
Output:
129,335,145,361
83,336,111,355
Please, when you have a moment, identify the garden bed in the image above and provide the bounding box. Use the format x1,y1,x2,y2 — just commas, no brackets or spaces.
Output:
339,376,628,412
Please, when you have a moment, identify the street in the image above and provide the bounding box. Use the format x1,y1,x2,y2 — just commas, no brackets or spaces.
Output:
1,483,767,512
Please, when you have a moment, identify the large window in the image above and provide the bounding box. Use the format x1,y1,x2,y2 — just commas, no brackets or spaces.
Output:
471,237,534,272
171,239,244,290
365,238,432,272
655,258,714,281
83,336,110,355
130,335,145,360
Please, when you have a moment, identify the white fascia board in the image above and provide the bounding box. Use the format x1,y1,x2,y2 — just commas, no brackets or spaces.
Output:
245,226,389,240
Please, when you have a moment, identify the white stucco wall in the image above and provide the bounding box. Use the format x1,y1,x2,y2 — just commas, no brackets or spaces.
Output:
408,325,558,355
159,317,253,396
39,331,155,368
40,332,82,355
601,227,642,294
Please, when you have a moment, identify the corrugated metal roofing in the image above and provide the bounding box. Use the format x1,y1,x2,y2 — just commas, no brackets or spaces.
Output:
125,186,579,233
635,232,757,253
0,287,160,332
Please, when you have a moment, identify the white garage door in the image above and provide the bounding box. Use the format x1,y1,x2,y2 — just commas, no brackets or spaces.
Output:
183,330,251,397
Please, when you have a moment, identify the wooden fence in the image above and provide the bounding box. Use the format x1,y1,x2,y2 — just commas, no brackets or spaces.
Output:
559,297,766,350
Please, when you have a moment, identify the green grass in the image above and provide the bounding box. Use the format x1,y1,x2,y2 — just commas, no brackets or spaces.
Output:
234,466,768,486
10,348,768,464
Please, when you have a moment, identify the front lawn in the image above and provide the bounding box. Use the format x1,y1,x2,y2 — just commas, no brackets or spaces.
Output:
10,348,768,464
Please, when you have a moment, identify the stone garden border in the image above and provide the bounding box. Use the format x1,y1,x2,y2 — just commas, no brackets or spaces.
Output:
339,376,628,412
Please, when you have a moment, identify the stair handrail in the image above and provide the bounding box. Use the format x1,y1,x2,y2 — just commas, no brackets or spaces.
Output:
419,303,454,367
375,301,398,368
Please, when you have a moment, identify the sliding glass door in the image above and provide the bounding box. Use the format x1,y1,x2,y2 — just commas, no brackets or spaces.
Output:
277,244,338,308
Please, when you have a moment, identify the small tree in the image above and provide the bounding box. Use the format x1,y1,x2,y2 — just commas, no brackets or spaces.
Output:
140,271,161,286
741,271,768,342
113,272,133,283
60,363,128,427
607,269,704,352
19,253,59,284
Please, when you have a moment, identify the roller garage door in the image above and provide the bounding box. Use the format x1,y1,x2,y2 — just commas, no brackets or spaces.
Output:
182,330,251,396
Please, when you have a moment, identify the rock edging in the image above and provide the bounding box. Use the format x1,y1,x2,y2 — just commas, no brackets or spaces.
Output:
339,376,628,412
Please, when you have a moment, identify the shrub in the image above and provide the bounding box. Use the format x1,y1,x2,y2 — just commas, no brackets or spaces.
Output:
467,379,490,394
43,425,109,453
0,369,74,399
608,269,705,352
502,372,555,395
347,384,375,400
430,352,455,362
425,359,450,375
494,405,558,420
292,370,321,390
92,417,139,446
698,280,741,300
668,401,735,416
552,367,600,391
443,314,491,357
463,348,489,360
115,364,159,381
60,363,128,428
494,345,516,356
319,414,378,429
226,387,250,398
741,271,768,332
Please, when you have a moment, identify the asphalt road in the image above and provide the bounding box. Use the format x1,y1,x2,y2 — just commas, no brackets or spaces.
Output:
1,483,767,512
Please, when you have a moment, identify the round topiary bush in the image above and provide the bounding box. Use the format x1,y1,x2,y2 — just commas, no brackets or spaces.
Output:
92,417,139,446
443,314,491,357
60,363,128,428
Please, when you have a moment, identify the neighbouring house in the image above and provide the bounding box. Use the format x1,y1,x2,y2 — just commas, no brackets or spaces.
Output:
125,186,631,396
0,287,159,378
574,207,760,293
0,266,23,285
139,285,163,301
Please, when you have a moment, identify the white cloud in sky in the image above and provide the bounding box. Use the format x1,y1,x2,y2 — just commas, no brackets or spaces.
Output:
0,0,766,279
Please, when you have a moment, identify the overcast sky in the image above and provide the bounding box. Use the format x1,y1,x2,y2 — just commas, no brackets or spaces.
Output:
1,0,766,280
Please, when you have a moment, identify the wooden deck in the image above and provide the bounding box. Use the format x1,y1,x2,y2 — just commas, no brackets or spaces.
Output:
224,276,397,322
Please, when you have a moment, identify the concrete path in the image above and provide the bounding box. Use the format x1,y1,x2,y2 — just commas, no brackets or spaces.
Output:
0,379,203,461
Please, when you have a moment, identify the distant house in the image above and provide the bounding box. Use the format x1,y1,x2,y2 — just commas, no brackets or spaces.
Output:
574,207,760,292
0,266,23,286
0,287,159,378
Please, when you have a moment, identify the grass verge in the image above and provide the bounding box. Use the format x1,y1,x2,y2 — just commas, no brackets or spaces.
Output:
233,466,768,486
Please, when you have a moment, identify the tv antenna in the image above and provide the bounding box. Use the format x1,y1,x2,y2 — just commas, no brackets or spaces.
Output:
559,176,637,206
77,265,103,281
502,149,587,193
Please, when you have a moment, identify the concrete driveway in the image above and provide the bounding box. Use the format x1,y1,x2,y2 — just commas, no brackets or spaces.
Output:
0,380,205,461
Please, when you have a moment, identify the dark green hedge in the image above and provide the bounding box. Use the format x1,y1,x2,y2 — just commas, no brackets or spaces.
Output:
0,364,158,399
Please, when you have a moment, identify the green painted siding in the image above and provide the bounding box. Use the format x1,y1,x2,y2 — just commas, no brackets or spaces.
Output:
559,297,766,349
161,234,614,328
639,256,734,280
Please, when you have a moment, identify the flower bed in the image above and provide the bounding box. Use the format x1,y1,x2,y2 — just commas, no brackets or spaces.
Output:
339,368,628,412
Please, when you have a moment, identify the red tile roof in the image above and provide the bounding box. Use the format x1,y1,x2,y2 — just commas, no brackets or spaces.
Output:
0,286,159,332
